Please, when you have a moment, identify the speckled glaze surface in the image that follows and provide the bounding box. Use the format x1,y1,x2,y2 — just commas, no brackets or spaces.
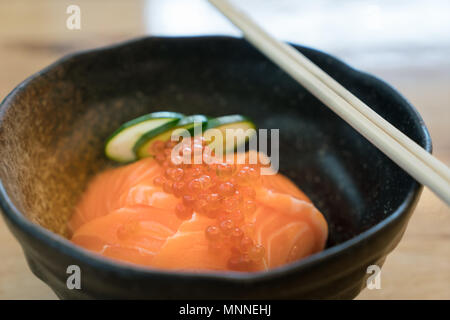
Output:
0,37,431,299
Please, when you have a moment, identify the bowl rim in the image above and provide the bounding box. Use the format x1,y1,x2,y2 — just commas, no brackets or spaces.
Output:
0,35,432,285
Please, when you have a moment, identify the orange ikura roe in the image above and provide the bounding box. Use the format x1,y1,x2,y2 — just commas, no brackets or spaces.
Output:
149,137,265,270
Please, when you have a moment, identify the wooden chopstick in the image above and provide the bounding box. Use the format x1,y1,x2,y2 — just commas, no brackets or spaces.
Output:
208,0,450,205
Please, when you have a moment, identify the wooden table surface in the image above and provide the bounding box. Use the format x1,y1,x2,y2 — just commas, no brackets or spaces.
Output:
0,0,449,300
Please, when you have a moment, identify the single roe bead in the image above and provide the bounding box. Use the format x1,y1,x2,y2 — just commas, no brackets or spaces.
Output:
182,194,196,207
230,227,244,243
249,244,265,261
219,219,235,235
223,196,240,212
172,181,186,197
205,225,221,242
155,153,166,164
188,178,203,193
240,236,253,253
218,182,235,197
168,167,184,181
163,180,173,193
153,176,164,187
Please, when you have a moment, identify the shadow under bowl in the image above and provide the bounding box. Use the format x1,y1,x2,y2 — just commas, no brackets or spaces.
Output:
0,36,431,299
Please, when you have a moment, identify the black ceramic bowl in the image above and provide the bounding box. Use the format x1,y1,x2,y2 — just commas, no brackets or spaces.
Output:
0,37,430,299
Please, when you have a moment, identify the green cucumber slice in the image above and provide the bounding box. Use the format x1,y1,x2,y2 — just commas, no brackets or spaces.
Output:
134,114,209,159
204,115,257,153
105,111,184,163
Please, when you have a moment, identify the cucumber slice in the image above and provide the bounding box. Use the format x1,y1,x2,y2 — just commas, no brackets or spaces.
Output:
204,115,257,153
134,114,209,159
105,111,184,163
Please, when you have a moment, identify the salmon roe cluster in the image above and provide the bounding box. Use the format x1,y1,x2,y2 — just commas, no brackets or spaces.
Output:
151,137,265,271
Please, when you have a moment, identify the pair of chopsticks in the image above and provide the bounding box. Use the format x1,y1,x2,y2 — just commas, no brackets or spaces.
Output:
208,0,450,205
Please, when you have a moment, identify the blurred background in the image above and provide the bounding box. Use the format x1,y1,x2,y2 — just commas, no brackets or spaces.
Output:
0,0,449,299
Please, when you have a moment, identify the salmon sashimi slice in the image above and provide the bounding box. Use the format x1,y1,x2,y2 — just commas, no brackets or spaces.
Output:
151,213,231,271
68,158,163,233
260,173,311,203
119,184,178,211
249,206,317,269
71,206,183,266
255,187,328,252
69,148,328,272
